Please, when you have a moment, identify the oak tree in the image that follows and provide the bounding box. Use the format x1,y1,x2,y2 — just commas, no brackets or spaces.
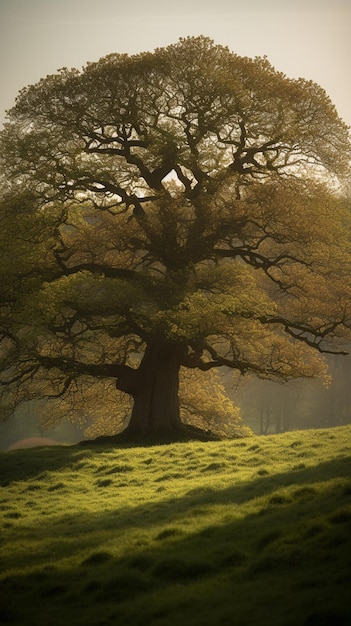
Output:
1,36,351,442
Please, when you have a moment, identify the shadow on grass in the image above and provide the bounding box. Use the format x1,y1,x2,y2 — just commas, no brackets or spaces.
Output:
0,445,100,486
0,434,349,487
0,438,190,485
1,456,351,626
70,455,351,539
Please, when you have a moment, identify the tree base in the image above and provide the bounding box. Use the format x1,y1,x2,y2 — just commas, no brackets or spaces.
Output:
78,422,223,447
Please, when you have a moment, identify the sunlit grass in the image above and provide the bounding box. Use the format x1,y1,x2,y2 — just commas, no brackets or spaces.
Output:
1,426,351,625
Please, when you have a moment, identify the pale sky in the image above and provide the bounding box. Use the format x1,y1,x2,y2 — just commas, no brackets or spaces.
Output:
0,0,350,128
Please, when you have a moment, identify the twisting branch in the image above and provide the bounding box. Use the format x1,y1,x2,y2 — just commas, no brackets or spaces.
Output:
259,316,348,355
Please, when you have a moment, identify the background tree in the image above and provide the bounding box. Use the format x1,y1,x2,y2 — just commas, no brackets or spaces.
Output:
1,36,351,442
234,353,351,435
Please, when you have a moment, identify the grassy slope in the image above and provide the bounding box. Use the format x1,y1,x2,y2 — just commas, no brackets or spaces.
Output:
0,426,351,626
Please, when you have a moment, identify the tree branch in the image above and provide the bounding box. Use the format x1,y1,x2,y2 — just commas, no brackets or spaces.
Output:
259,316,349,355
37,355,135,380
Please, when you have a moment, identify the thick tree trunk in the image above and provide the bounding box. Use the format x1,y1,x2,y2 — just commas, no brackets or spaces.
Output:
80,342,221,446
117,342,184,441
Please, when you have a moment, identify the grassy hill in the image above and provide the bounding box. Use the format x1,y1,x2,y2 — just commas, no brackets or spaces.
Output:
1,426,351,626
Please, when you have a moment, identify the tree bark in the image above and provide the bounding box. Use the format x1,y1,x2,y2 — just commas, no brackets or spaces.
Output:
116,342,184,441
112,341,218,443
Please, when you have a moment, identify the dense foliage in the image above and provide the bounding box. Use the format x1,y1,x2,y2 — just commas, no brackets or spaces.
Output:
1,36,351,440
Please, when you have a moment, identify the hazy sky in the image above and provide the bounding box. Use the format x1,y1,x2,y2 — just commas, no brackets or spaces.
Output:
0,0,350,128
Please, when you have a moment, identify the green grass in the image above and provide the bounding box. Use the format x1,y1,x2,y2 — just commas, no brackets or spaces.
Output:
1,426,351,626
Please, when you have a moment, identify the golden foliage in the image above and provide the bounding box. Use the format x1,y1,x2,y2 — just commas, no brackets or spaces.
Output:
1,37,351,436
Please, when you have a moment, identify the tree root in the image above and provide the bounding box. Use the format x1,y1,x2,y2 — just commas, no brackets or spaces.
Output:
78,422,223,447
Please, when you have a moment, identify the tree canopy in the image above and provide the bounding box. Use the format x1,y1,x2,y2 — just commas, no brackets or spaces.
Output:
1,36,351,442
